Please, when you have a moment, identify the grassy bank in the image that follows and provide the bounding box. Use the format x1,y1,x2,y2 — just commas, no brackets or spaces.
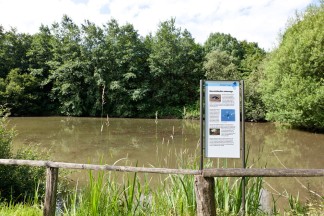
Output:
1,146,323,215
0,168,323,215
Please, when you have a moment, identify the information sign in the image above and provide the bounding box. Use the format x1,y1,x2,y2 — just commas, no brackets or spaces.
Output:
205,81,240,158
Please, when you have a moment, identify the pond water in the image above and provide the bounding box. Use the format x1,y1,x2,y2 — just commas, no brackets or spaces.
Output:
9,117,324,208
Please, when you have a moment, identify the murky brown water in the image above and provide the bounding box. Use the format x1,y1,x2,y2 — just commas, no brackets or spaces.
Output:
8,117,324,208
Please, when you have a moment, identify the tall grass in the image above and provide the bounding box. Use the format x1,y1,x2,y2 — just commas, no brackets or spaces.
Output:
0,202,42,216
60,168,152,215
1,163,322,215
58,148,269,216
0,182,43,216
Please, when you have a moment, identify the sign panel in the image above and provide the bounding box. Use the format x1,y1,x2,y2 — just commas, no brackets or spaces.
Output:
205,81,240,158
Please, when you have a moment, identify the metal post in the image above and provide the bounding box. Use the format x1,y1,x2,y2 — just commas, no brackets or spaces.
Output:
241,80,246,215
200,80,204,171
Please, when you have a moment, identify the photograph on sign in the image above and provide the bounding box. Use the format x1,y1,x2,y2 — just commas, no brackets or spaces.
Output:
205,81,240,158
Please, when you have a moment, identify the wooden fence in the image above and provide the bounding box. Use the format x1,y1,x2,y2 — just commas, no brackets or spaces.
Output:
0,159,323,216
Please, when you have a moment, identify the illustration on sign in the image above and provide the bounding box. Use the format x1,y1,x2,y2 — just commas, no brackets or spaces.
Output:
205,81,240,158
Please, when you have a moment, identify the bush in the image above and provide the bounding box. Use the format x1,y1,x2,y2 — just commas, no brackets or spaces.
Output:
245,68,267,122
260,3,324,131
0,108,46,203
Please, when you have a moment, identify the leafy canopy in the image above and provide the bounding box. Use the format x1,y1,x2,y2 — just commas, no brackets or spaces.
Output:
260,3,324,131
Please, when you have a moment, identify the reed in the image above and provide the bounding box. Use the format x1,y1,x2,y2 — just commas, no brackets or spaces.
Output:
0,147,322,215
57,147,269,216
1,168,322,215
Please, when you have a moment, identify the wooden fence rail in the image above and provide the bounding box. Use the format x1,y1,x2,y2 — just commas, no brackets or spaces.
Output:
1,159,324,177
0,159,323,216
0,159,200,175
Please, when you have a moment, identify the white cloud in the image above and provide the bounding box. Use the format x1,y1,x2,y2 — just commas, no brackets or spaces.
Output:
0,0,313,50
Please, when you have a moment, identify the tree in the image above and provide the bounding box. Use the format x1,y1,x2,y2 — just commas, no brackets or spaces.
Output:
204,50,240,80
148,19,204,116
0,28,32,78
204,32,244,60
78,20,105,116
48,15,91,116
239,40,266,77
260,3,324,131
26,25,56,114
204,33,266,77
204,32,268,121
102,20,151,117
3,68,41,115
240,41,267,121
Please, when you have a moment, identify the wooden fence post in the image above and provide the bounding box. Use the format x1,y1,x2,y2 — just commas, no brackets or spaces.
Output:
43,167,58,216
194,175,216,216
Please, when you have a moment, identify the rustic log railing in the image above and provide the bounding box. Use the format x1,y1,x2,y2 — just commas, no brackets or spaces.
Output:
0,159,323,216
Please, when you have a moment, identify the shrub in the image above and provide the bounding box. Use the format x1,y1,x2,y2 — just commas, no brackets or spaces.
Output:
260,3,324,131
0,108,46,203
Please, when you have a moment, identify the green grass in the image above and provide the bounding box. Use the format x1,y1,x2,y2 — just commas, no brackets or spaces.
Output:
59,171,266,215
1,170,323,216
0,203,42,216
0,189,42,216
57,149,268,216
57,147,323,216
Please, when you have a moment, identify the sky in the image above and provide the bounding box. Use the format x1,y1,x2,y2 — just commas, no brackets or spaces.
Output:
0,0,317,51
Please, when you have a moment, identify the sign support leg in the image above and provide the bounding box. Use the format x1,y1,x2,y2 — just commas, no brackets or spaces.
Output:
200,80,204,171
241,80,246,216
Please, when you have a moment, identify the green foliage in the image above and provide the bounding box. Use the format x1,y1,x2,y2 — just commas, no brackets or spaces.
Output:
61,170,152,216
287,193,307,215
0,109,13,159
148,18,204,110
2,68,43,115
60,150,268,216
204,32,244,60
203,33,266,122
48,16,90,116
0,27,55,116
0,202,42,216
204,33,265,77
0,15,266,120
0,109,46,203
260,3,324,131
183,103,200,119
27,25,57,115
102,19,151,117
0,28,31,78
1,8,322,131
204,50,240,80
239,41,266,78
244,68,267,122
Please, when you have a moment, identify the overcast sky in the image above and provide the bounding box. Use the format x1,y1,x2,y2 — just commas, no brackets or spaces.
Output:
0,0,317,51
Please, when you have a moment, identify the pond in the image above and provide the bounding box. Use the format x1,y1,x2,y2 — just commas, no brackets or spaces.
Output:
9,117,324,209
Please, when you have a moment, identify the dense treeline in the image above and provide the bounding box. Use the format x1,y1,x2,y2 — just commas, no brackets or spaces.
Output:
0,2,323,131
0,16,265,118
